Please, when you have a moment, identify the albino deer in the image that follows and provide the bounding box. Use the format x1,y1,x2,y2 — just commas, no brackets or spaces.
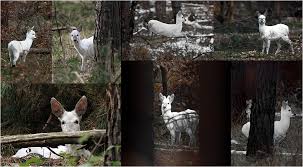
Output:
242,100,295,144
159,93,199,146
12,96,91,159
8,26,36,67
257,11,294,55
148,11,186,37
70,27,94,71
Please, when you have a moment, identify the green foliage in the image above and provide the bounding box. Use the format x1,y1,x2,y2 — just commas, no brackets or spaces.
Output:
61,153,78,166
19,156,45,166
78,133,91,144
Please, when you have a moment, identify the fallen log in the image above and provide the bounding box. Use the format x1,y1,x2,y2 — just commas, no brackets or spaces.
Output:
1,129,106,147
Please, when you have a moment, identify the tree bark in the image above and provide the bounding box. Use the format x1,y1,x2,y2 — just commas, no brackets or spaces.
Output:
104,84,121,166
121,1,136,60
155,1,166,21
1,130,105,147
94,2,121,165
172,1,182,22
160,65,168,95
247,62,278,158
94,1,121,82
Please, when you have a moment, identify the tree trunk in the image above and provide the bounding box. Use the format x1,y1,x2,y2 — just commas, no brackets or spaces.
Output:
94,1,121,82
155,1,166,21
104,84,121,166
160,65,168,95
121,1,136,60
247,62,278,158
94,1,121,165
172,1,182,22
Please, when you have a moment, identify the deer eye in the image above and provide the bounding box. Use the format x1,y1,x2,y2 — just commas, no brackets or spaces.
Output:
74,120,79,124
77,34,79,36
61,121,65,125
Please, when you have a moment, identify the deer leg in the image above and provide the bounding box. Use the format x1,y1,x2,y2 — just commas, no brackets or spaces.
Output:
170,130,176,145
176,132,181,145
23,51,29,62
275,41,281,55
80,55,85,72
13,52,20,67
186,128,194,146
262,40,266,54
282,36,294,54
266,40,271,54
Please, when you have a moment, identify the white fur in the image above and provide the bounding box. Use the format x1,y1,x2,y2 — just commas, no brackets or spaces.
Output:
70,28,94,71
148,11,185,37
159,93,199,146
8,26,36,67
12,96,91,159
12,146,67,159
242,101,294,144
257,12,294,55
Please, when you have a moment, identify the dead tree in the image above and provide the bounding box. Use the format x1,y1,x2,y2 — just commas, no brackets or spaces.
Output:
247,62,278,158
94,1,121,165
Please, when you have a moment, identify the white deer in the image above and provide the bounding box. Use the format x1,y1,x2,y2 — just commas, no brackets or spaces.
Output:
148,11,186,37
257,11,294,55
159,93,199,146
70,27,94,71
242,100,295,144
13,96,91,159
8,26,36,67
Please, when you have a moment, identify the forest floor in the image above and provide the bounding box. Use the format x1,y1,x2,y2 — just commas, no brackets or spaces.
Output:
1,50,52,83
130,2,214,60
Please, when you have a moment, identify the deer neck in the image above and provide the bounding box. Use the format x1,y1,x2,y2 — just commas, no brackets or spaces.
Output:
258,23,266,37
23,37,34,51
161,106,173,123
278,113,291,132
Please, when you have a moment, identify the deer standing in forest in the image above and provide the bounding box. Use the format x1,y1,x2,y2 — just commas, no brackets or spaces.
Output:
257,11,294,55
242,100,295,144
70,27,94,71
159,93,199,146
8,26,36,67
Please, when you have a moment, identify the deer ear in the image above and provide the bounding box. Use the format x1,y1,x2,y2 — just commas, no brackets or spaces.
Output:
75,96,87,116
256,11,261,17
31,26,34,30
50,97,64,118
78,26,82,32
264,9,268,16
169,94,175,103
177,11,182,16
282,100,288,109
159,93,164,102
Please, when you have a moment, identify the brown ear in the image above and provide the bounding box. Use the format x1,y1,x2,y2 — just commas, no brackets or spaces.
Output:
75,96,87,116
50,97,64,118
